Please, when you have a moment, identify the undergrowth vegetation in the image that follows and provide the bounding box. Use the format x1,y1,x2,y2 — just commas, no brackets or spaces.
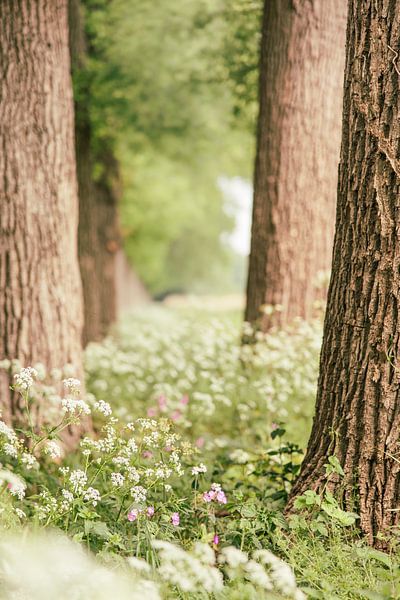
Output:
0,308,398,599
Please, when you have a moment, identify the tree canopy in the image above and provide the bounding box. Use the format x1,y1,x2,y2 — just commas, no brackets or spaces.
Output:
77,0,262,293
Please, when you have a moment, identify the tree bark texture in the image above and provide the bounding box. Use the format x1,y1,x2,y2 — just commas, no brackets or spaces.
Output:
69,0,121,346
245,0,347,330
289,0,400,546
0,0,84,422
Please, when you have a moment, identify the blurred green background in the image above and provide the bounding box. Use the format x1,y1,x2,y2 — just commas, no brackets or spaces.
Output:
78,0,262,295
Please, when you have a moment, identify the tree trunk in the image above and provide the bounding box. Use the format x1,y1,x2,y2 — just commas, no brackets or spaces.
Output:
0,0,84,424
245,0,347,331
289,0,400,546
69,0,121,347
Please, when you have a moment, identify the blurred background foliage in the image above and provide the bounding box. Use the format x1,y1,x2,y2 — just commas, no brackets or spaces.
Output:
76,0,262,294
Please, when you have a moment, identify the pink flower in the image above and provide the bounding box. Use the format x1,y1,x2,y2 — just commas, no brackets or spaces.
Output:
147,506,155,517
171,512,180,526
147,407,158,417
195,437,205,448
203,492,213,503
213,534,219,545
271,422,278,430
216,491,227,504
171,410,181,422
128,509,139,522
158,395,167,412
164,446,173,452
180,394,189,406
142,450,153,459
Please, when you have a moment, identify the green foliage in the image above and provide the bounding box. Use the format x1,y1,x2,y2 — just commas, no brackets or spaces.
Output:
76,0,262,293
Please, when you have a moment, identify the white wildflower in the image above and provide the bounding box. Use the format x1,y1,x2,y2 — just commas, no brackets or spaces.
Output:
218,546,248,569
60,489,74,511
112,455,129,467
9,481,26,500
14,367,38,390
126,466,140,483
0,421,18,442
229,448,250,464
62,397,90,415
21,453,38,470
254,550,304,597
83,487,101,507
111,472,125,487
245,560,273,589
191,463,207,476
130,485,147,503
62,377,81,391
4,443,18,458
69,469,87,494
94,400,112,417
44,440,61,459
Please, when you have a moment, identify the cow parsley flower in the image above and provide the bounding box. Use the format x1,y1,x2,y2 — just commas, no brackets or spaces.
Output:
191,463,207,476
62,378,81,391
62,397,90,415
69,470,87,494
4,443,18,458
8,480,26,500
14,367,38,390
83,487,101,507
21,453,38,470
94,400,112,417
45,441,61,459
111,472,125,487
130,485,147,503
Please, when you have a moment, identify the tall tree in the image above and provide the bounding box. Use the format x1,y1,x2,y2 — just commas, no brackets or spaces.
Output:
289,0,400,546
0,0,84,422
69,0,121,345
245,0,347,330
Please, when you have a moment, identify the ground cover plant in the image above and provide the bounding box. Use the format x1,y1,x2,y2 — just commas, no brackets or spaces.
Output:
0,307,399,599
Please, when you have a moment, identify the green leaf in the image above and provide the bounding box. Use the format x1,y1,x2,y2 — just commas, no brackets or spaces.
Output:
240,503,257,518
354,547,393,569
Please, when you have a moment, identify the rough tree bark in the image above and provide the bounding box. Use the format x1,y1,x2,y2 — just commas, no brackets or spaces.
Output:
0,0,84,424
289,0,400,546
245,0,347,331
69,0,121,347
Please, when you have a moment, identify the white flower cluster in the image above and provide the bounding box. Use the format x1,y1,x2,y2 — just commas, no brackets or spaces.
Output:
69,469,87,494
62,397,90,415
21,452,39,470
153,540,223,594
111,472,125,487
14,367,38,390
60,489,74,511
45,440,62,459
130,485,147,504
62,378,81,391
191,463,207,475
94,400,112,417
83,487,101,507
217,546,305,598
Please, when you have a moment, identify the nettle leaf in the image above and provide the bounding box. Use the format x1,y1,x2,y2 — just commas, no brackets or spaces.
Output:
325,456,345,477
240,503,257,518
355,546,393,569
91,521,112,539
321,501,358,526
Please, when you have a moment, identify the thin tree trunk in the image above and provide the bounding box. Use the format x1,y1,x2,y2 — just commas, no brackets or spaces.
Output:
69,0,121,346
0,0,84,426
245,0,347,331
289,0,400,546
